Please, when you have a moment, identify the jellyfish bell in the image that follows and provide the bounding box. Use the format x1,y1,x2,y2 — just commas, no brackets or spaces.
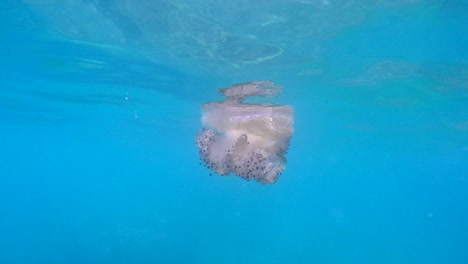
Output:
195,81,294,184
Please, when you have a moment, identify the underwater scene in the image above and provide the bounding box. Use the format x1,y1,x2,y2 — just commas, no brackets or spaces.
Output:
0,0,467,263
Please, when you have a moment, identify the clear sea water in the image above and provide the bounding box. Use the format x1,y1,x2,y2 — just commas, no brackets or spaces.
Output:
1,1,467,263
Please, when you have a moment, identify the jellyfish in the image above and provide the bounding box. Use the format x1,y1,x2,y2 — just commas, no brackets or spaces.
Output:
195,81,294,184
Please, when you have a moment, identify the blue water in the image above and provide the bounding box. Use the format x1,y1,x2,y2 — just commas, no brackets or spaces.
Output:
1,1,467,263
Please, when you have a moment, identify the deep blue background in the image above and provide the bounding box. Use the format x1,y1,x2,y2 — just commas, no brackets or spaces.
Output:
0,1,467,263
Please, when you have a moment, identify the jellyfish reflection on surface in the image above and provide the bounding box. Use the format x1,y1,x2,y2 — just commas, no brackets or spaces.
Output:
195,81,294,184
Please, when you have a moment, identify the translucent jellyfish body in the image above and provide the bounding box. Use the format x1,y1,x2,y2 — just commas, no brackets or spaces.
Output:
195,81,294,184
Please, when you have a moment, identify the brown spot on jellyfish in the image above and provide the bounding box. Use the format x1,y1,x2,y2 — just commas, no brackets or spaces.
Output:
195,81,294,184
